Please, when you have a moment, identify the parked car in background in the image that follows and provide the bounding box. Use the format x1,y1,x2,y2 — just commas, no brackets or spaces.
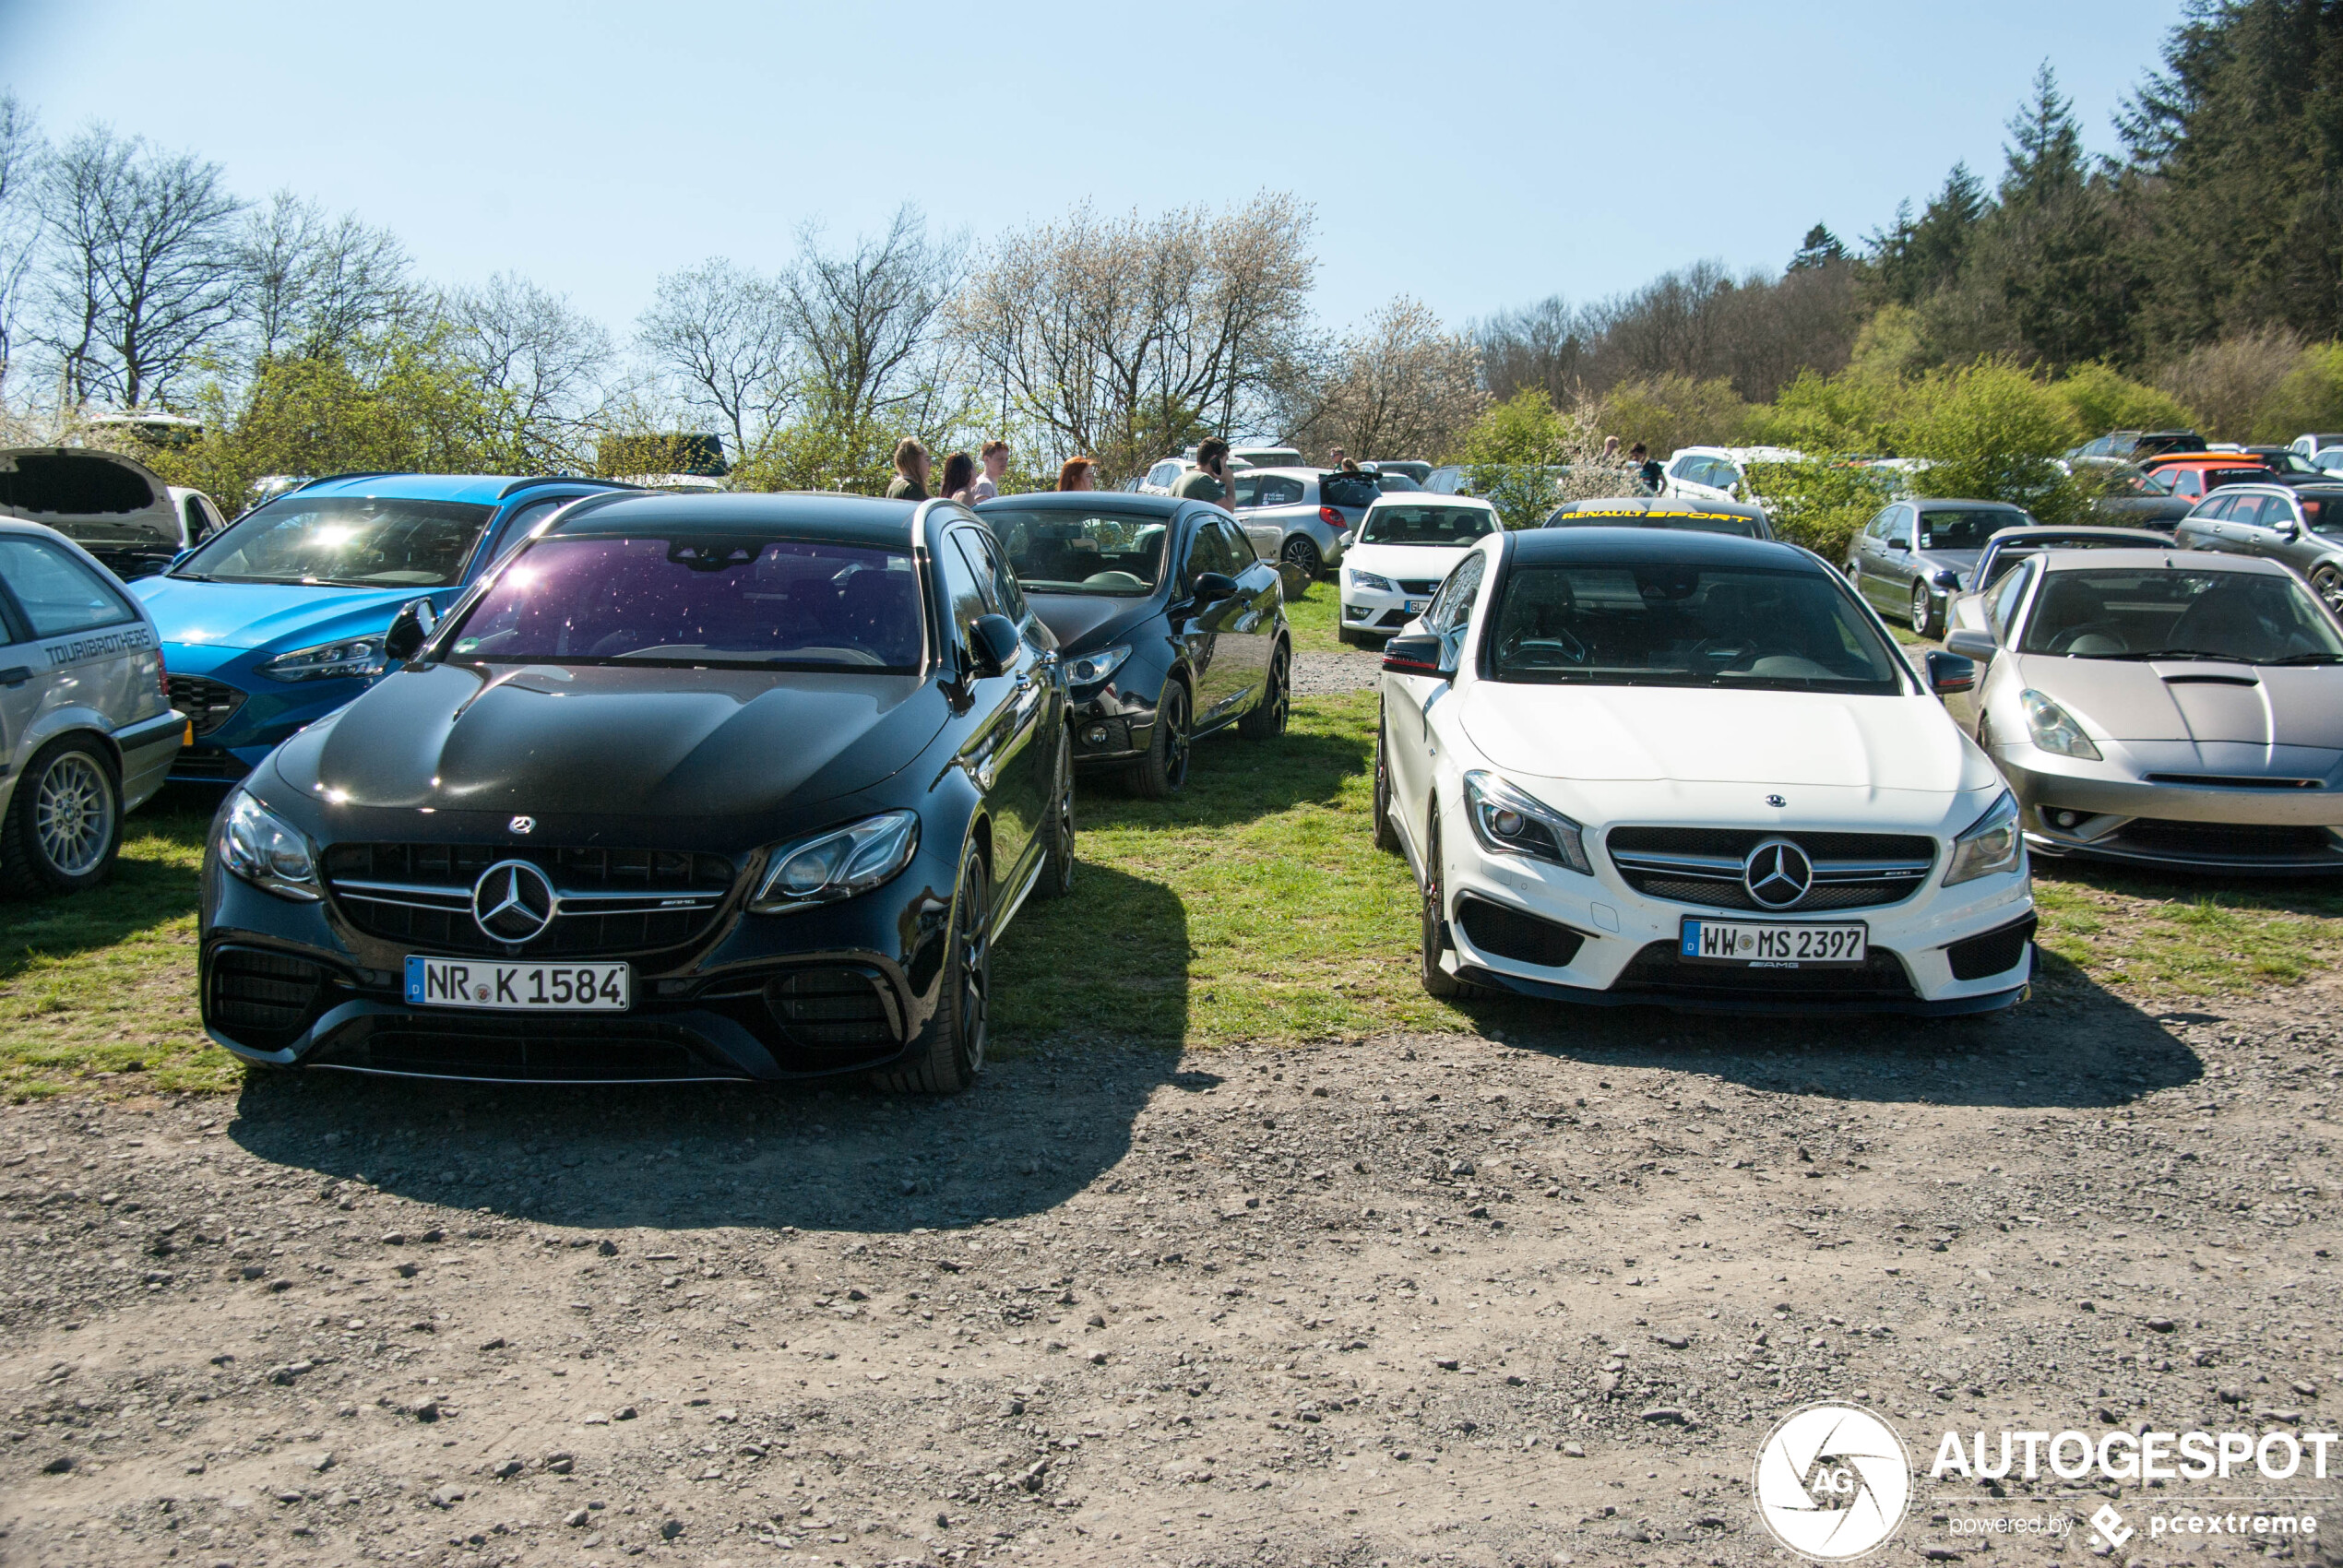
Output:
1845,498,2036,636
1338,494,1498,645
2074,461,2192,529
0,518,184,894
2137,456,2275,505
0,445,229,579
1945,526,2179,637
1944,550,2343,873
2313,450,2343,477
2240,446,2328,482
134,473,633,786
1544,497,1773,539
1365,460,1433,484
199,491,1071,1092
1374,526,2030,1015
2172,482,2343,615
1660,445,1802,505
1228,467,1363,577
1426,465,1468,495
2290,433,2343,461
2065,430,2204,462
982,491,1288,796
1230,445,1302,469
1371,470,1423,493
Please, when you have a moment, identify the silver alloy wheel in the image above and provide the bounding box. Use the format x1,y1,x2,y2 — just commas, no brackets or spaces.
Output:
35,754,113,876
1910,580,1933,633
2314,565,2343,618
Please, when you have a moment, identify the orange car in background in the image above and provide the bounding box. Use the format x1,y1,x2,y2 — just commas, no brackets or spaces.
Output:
2137,452,2278,504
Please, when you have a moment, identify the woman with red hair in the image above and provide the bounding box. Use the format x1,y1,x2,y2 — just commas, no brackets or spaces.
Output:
1056,457,1098,492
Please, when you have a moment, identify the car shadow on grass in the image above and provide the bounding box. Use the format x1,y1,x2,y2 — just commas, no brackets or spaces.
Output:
1439,947,2206,1112
0,809,208,982
1078,699,1373,831
220,864,1196,1235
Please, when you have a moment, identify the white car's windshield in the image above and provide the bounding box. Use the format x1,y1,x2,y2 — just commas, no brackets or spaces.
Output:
1358,505,1493,547
1487,564,1905,693
2017,568,2343,663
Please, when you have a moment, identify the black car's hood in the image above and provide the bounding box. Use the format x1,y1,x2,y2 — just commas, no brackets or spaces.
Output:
1026,590,1162,654
271,662,946,816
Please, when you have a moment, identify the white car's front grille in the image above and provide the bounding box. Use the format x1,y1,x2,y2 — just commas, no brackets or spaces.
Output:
1605,826,1935,913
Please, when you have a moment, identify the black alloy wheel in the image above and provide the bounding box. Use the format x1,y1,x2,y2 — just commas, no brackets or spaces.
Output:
1909,580,1940,637
1239,641,1290,739
2313,564,2343,619
1,738,122,896
1372,712,1400,854
1127,677,1192,798
1420,808,1465,998
1036,729,1076,900
876,844,992,1093
1282,535,1322,579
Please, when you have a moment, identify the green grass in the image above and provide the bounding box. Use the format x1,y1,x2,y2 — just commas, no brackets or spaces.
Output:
1280,575,1349,654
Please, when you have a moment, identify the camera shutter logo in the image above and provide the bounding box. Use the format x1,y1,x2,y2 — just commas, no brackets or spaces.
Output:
1751,1403,1911,1561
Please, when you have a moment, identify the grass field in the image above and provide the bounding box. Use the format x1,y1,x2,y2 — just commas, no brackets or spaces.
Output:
2,689,2338,1098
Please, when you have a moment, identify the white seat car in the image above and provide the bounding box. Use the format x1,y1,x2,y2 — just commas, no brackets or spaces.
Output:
1374,527,2036,1014
1660,445,1803,505
1338,493,1497,645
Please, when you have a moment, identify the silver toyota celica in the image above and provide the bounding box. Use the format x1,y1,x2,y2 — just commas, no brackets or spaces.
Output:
1944,548,2343,873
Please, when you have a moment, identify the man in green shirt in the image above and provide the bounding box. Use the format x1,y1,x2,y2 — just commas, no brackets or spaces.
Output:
1170,437,1233,512
886,439,931,500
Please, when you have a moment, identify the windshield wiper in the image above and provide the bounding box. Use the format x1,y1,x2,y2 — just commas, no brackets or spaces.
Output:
2264,651,2343,665
2101,648,2250,662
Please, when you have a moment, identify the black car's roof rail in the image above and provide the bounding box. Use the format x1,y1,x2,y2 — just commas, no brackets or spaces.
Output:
497,475,638,500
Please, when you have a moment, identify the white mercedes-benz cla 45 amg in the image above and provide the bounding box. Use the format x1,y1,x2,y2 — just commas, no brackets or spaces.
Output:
1375,527,2037,1014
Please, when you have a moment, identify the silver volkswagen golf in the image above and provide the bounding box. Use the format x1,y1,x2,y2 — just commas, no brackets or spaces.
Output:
0,519,183,892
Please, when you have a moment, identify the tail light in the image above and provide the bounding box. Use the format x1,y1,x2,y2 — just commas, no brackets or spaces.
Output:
1318,506,1344,529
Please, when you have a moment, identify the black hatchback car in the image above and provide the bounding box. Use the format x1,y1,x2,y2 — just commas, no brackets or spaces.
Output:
198,493,1071,1092
978,492,1289,796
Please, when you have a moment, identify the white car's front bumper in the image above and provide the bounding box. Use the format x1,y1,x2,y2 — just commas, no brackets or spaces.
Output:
1339,582,1437,638
1430,800,2036,1015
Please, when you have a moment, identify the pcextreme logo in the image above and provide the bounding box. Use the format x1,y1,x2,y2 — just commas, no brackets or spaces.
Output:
1752,1403,1914,1561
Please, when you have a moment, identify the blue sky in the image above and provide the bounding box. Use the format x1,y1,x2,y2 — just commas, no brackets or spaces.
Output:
1,0,2181,339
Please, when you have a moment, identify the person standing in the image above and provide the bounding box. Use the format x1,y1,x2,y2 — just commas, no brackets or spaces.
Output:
939,451,977,504
1171,437,1233,512
1056,457,1098,492
1601,435,1621,463
1629,442,1664,495
973,440,1009,501
1327,445,1346,468
886,439,930,500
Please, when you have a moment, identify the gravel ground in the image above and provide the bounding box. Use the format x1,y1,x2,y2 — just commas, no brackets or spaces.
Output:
2,971,2338,1568
1292,650,1378,697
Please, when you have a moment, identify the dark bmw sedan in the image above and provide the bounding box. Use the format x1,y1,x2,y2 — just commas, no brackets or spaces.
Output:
978,492,1289,796
198,493,1072,1092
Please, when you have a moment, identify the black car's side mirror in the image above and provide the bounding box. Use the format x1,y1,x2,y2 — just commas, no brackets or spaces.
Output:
1383,633,1453,681
1943,628,1998,661
1191,571,1238,603
967,613,1021,679
1925,649,1977,696
384,598,439,664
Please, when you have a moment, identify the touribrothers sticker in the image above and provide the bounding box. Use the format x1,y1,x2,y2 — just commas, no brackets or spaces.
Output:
1752,1403,1913,1560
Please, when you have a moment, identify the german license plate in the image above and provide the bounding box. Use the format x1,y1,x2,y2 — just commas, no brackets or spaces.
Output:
1404,598,1429,612
1680,919,1866,968
404,956,629,1011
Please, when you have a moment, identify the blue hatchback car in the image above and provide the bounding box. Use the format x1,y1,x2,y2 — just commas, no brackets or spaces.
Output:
133,473,629,783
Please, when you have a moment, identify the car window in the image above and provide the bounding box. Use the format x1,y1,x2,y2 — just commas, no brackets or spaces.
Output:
1427,552,1485,634
1358,505,1495,547
2192,494,2235,522
1864,508,1896,540
2303,496,2343,534
1234,474,1302,509
483,496,576,563
935,528,988,651
954,529,1029,624
1185,517,1237,580
1320,474,1381,511
1989,560,2035,639
990,507,1170,596
1374,473,1421,493
2230,494,2278,528
0,536,137,639
174,495,496,588
1213,517,1255,565
1915,509,2020,551
182,494,211,542
2171,471,2203,499
2017,567,2343,661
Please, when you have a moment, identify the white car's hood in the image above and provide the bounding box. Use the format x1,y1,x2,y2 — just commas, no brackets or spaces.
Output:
1459,682,1997,796
1347,541,1477,582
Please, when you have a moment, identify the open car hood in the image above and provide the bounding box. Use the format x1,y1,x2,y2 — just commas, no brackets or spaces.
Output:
0,446,182,548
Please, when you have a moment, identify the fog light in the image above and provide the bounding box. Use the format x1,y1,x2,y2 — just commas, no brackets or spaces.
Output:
1085,725,1109,744
2049,808,2085,831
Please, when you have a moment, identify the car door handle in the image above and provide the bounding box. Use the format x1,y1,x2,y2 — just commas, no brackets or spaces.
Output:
0,668,29,688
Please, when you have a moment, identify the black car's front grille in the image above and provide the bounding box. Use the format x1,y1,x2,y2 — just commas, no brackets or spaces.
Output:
1613,940,1917,1001
1605,826,1936,912
309,1016,749,1082
1946,914,2037,981
208,946,327,1050
171,749,252,782
1457,895,1586,968
168,675,246,738
322,843,739,956
2108,819,2342,861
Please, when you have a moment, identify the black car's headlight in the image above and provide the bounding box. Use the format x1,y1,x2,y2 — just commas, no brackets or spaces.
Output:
1945,790,2023,886
1462,771,1591,874
750,811,921,914
218,790,321,901
1064,645,1131,686
259,636,387,682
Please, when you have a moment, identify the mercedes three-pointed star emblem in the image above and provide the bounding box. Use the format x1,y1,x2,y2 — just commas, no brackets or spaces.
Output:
472,859,556,943
1742,837,1814,910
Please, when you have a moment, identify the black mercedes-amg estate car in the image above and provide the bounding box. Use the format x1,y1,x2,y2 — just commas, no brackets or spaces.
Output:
198,492,1072,1091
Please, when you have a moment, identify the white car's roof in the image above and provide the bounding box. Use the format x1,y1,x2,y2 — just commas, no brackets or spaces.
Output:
1362,492,1494,510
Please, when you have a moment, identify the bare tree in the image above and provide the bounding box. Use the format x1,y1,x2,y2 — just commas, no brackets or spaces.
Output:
779,205,960,434
236,190,413,364
636,257,795,460
0,95,44,398
36,124,243,409
1474,294,1599,406
954,195,1318,478
1279,296,1484,461
445,272,615,468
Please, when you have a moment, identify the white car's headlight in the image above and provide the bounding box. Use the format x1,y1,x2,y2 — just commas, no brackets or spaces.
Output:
1064,645,1131,686
1945,790,2023,886
260,635,388,683
751,812,920,914
2020,689,2101,760
217,790,320,901
1348,569,1396,594
1463,771,1591,874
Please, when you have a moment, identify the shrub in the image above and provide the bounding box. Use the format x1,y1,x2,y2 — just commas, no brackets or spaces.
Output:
1743,457,1895,564
2249,341,2343,444
1598,374,1750,458
2156,327,2301,442
1896,361,2085,523
1747,368,1902,454
2051,362,2197,439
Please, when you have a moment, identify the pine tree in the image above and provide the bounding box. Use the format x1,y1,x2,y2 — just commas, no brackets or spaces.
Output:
1789,224,1846,271
2002,62,2087,205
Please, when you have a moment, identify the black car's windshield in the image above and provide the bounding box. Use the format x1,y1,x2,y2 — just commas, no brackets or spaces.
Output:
172,495,495,588
1914,509,2024,551
1487,564,1904,693
1321,473,1382,510
1358,505,1493,546
445,535,925,670
987,508,1168,596
2018,568,2343,663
